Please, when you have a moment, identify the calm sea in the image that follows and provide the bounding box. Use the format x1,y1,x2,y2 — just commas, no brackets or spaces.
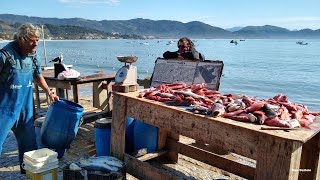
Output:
1,39,319,111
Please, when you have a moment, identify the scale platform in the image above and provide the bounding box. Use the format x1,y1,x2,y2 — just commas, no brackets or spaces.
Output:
112,84,139,93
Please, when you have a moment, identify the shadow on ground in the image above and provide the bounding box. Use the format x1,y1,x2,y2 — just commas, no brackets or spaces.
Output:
0,132,25,180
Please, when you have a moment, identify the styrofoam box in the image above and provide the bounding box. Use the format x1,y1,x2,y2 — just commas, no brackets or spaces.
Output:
23,148,58,164
23,157,58,169
23,162,58,174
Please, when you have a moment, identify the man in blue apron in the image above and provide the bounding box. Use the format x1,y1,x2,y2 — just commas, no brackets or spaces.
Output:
0,23,59,174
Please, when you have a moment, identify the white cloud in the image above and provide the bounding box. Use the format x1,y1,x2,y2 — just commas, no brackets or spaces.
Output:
58,0,120,5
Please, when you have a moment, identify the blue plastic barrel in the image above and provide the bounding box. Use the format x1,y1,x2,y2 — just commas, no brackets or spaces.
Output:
34,117,45,149
94,117,136,156
41,98,84,158
94,118,112,156
125,117,135,153
133,120,158,153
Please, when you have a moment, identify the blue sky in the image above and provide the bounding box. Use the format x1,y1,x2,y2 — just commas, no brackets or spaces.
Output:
1,0,320,30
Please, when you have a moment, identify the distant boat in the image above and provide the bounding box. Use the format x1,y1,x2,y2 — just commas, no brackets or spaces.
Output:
239,39,245,41
296,41,308,45
166,40,174,45
230,40,238,45
140,42,149,45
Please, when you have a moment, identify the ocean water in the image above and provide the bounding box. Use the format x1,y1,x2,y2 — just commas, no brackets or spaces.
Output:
1,39,319,111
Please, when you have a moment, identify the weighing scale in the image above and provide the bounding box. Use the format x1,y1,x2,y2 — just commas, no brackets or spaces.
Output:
113,56,139,92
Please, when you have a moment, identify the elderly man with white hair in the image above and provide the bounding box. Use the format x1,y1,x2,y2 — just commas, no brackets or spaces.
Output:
0,23,59,174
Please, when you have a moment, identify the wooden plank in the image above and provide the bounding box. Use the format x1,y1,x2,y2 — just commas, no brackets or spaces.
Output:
84,107,102,113
157,128,168,150
65,89,69,100
157,129,179,162
255,134,303,180
167,132,179,162
299,133,320,180
73,73,115,84
192,139,230,155
43,69,115,84
125,96,259,159
101,80,114,112
82,111,108,124
93,80,110,111
166,138,255,179
106,81,113,112
82,106,98,112
72,84,79,103
124,153,176,179
110,93,127,160
45,78,71,90
137,150,167,161
56,88,66,99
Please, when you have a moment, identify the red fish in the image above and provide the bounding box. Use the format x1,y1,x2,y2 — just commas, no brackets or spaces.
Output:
253,111,268,124
264,117,291,128
224,109,244,118
212,103,225,117
244,102,265,113
298,118,311,128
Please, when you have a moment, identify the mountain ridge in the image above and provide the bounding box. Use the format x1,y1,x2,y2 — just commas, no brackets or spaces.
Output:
0,14,320,39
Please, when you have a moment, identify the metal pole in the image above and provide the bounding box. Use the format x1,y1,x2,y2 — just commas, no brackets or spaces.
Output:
42,25,48,67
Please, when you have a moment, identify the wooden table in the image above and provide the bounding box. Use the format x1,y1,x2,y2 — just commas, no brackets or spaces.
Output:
110,91,320,180
40,69,115,103
34,70,115,123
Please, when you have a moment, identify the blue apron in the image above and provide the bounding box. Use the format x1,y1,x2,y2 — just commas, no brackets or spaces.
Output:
0,57,37,172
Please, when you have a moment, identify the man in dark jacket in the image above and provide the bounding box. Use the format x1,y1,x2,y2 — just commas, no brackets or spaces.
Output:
163,37,205,60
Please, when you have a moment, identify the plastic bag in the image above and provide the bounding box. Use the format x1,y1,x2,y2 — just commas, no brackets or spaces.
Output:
57,69,81,80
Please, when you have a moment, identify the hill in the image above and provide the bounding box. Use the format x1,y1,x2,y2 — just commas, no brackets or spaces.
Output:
234,25,292,38
0,14,320,39
0,20,143,40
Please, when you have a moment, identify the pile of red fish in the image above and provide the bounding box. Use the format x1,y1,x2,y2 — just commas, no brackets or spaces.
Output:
138,82,319,128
